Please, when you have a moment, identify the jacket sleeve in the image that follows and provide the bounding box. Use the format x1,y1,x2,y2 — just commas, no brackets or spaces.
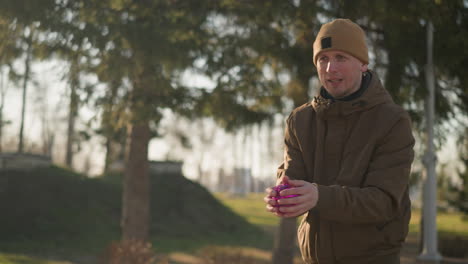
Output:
314,113,415,224
277,113,308,181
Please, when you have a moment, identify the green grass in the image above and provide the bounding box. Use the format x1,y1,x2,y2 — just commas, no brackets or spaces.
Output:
214,193,280,228
409,209,468,237
0,166,121,257
0,253,71,264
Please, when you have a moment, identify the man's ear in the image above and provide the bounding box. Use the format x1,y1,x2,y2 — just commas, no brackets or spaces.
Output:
361,64,368,72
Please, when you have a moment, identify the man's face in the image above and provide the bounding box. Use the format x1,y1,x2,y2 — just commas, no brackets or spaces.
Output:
316,50,368,99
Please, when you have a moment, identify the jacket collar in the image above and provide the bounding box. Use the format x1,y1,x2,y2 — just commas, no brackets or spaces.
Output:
311,70,393,119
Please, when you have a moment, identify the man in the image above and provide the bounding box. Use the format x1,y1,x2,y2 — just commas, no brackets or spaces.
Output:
264,19,415,264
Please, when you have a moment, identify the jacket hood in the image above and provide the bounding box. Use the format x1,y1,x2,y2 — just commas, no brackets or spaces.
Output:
311,70,393,119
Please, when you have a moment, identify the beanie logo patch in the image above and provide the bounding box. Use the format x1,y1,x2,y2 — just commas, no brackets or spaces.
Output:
321,37,332,49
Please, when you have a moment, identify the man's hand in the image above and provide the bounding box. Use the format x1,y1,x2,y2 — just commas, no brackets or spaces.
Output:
264,175,319,218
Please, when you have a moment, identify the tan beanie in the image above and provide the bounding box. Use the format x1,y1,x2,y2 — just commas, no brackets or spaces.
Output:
313,19,369,66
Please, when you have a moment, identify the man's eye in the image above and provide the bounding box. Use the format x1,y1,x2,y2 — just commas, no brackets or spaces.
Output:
336,55,347,61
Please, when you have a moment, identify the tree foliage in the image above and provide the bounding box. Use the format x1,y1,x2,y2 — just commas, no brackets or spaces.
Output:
2,1,466,154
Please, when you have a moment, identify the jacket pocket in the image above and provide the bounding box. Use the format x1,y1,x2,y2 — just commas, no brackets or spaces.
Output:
378,199,411,246
332,222,383,258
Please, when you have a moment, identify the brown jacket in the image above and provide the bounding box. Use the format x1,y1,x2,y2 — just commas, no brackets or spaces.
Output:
278,71,415,264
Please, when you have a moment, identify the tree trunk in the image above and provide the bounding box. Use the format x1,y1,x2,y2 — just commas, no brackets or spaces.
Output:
197,154,204,184
65,84,77,167
122,121,151,241
272,217,297,264
66,59,79,168
18,33,32,153
0,69,6,153
104,137,112,172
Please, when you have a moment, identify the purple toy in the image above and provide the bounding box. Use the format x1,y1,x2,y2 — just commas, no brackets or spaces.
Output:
272,184,299,207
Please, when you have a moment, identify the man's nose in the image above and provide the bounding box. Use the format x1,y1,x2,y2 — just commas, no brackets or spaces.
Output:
326,60,337,72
